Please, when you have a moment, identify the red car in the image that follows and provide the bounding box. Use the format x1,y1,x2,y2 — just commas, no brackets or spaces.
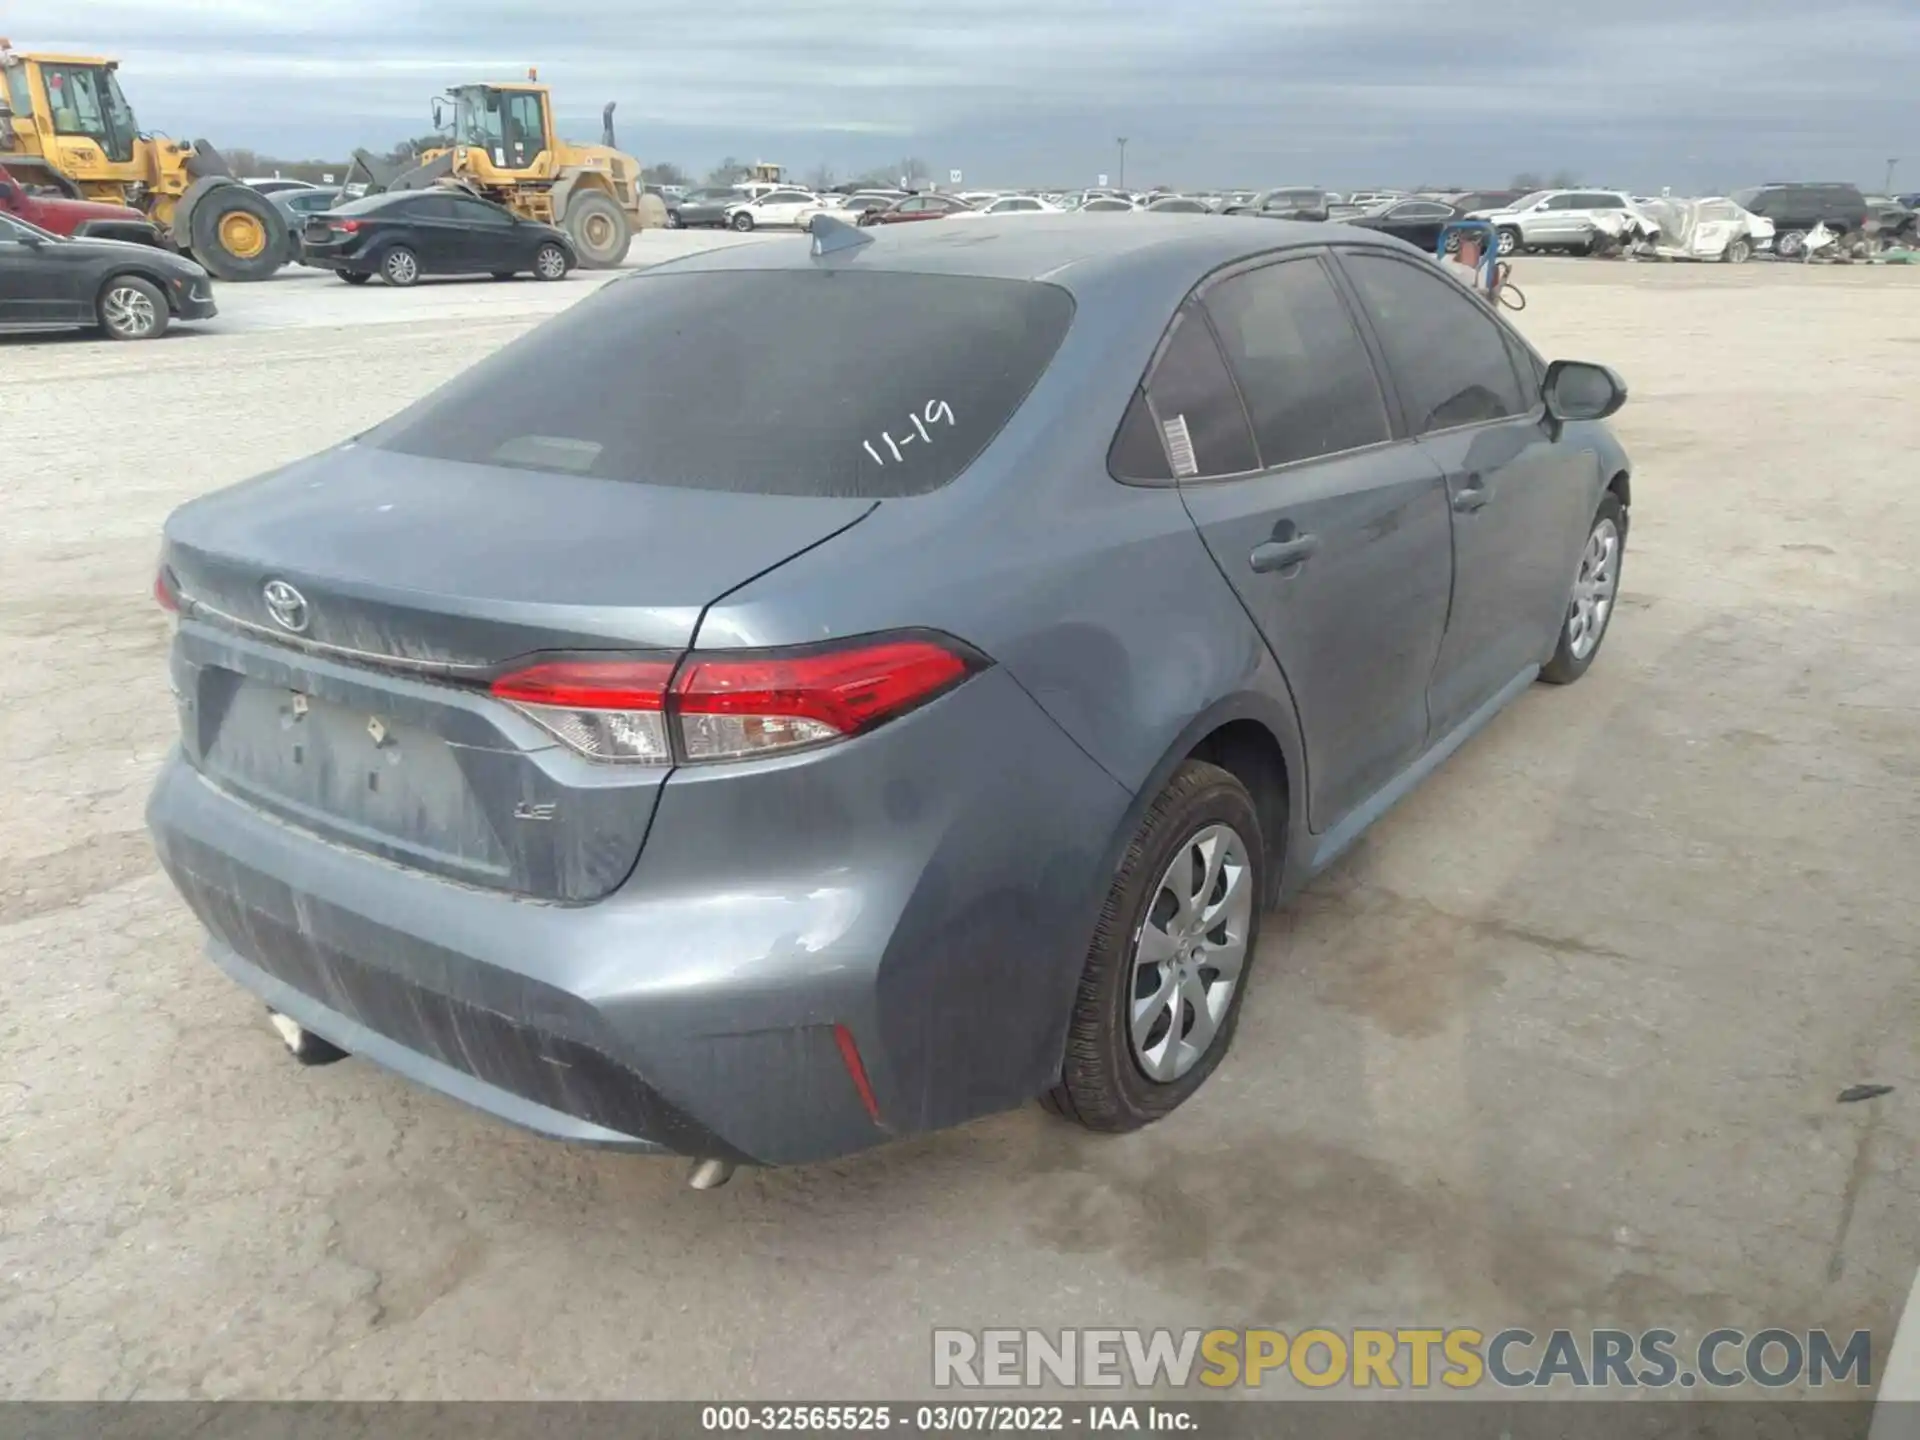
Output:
857,193,974,226
0,162,162,246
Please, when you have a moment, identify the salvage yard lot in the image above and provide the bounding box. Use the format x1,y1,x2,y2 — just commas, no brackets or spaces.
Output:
2,251,1916,1399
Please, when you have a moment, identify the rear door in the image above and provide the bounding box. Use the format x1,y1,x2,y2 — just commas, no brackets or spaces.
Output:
446,195,522,270
1336,248,1594,736
1150,253,1456,831
398,194,475,273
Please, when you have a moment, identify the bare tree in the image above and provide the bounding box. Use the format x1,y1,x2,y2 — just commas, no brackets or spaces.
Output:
1510,171,1545,191
806,162,837,191
705,155,743,185
647,160,690,186
1549,169,1579,188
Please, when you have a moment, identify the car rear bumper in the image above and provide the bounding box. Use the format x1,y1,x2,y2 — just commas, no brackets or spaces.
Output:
147,665,1130,1165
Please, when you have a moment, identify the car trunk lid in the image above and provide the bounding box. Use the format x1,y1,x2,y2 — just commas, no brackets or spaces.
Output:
161,445,875,901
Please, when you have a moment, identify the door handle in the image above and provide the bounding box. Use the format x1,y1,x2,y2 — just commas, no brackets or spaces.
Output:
1249,534,1320,574
1451,475,1490,514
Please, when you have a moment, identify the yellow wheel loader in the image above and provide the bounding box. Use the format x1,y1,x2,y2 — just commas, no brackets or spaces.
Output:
0,40,291,280
349,77,666,268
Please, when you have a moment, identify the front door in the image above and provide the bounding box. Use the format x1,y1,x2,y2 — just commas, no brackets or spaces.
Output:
1336,249,1595,737
446,196,521,271
1167,254,1455,831
0,218,89,324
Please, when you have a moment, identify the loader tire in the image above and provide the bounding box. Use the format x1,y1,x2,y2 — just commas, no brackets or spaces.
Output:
185,182,287,282
564,191,630,268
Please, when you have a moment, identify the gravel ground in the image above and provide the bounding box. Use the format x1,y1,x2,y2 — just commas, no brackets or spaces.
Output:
1,250,1915,1401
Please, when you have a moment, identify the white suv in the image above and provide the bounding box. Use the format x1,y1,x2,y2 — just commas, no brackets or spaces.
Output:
1470,189,1642,255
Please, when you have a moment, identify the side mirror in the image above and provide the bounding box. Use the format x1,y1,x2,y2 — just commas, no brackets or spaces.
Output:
431,97,446,130
1543,360,1627,426
0,181,16,204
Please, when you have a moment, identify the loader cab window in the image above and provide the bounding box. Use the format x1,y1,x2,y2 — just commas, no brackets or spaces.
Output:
40,65,135,163
4,66,34,122
456,88,546,169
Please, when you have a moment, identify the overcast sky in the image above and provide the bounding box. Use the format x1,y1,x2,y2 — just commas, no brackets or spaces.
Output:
15,0,1920,192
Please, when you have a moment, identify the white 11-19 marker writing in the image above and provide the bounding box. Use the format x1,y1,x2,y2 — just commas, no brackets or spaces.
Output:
864,400,957,465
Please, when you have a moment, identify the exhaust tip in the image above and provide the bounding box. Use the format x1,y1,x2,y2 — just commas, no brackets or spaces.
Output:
267,1009,350,1066
686,1158,737,1190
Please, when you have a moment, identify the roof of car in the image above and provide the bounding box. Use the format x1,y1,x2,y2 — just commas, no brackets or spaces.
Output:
643,213,1393,291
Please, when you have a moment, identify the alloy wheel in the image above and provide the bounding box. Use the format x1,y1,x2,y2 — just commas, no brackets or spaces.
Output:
384,250,418,284
536,246,568,279
1566,517,1622,661
1128,823,1253,1083
102,285,157,338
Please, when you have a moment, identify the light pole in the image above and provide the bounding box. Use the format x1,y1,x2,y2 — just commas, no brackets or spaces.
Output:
1887,158,1900,193
1116,137,1128,190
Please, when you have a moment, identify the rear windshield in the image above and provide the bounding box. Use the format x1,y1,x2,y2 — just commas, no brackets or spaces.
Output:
368,269,1075,497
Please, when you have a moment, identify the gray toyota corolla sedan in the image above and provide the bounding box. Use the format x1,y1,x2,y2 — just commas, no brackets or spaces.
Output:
148,214,1630,1174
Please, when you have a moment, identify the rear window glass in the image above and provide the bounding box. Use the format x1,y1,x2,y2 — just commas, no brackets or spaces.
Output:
368,270,1075,497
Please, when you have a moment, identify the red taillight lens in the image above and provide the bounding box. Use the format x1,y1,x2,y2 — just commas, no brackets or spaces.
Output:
154,566,180,613
337,219,360,233
490,658,674,763
485,636,978,765
673,639,971,761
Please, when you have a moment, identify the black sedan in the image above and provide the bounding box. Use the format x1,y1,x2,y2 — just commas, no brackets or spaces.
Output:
667,186,748,229
299,190,577,286
0,213,216,340
1339,197,1468,252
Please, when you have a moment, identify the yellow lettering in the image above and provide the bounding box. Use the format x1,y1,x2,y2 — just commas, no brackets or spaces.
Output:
1244,1330,1287,1387
1352,1330,1400,1388
1443,1329,1486,1389
1398,1329,1445,1388
1290,1329,1348,1389
1198,1330,1240,1388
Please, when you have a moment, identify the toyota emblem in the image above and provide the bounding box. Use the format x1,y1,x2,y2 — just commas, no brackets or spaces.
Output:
262,579,310,634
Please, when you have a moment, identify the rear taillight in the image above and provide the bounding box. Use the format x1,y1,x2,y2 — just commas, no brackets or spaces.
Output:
154,565,180,613
337,219,360,233
486,634,980,765
490,657,675,763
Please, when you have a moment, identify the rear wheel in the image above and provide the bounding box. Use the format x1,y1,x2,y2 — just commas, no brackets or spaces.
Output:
380,246,420,287
337,270,371,285
186,182,287,282
1042,761,1265,1131
666,210,684,229
96,275,169,341
533,242,571,281
564,190,631,268
1775,228,1807,259
1724,237,1753,264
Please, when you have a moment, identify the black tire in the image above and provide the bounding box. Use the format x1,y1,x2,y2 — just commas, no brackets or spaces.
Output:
1540,492,1628,686
95,274,170,341
185,181,287,282
564,190,631,268
1042,761,1267,1132
379,246,420,287
268,1010,349,1066
337,270,372,285
1775,228,1807,259
1495,226,1521,257
1723,237,1752,264
731,211,756,232
533,242,571,281
666,210,684,229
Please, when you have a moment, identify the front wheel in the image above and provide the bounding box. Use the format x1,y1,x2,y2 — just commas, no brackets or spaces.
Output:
1541,493,1627,685
666,210,683,229
1042,761,1265,1132
533,242,571,281
380,246,419,287
730,211,756,232
1723,237,1752,264
97,275,169,341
